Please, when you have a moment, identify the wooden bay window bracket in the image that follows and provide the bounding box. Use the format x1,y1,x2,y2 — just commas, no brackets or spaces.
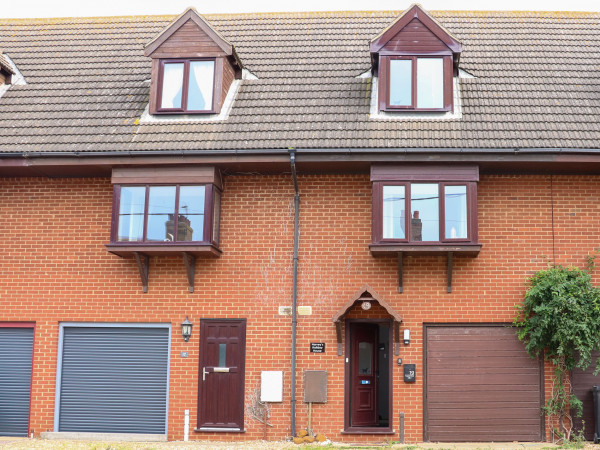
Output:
106,244,220,293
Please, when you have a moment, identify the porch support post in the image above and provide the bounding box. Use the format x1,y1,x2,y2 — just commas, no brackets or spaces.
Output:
336,321,343,356
394,321,400,356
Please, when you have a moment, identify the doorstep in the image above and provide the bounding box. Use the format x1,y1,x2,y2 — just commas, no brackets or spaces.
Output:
40,432,167,442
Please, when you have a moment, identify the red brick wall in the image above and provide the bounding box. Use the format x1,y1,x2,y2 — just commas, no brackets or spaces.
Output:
0,173,598,443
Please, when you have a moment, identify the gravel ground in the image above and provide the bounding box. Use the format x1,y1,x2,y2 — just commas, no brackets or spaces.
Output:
2,439,599,450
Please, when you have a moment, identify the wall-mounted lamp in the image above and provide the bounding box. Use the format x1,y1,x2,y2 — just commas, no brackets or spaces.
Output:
403,329,410,345
181,316,193,342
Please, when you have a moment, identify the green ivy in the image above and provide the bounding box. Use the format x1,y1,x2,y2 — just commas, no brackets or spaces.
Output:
514,264,600,442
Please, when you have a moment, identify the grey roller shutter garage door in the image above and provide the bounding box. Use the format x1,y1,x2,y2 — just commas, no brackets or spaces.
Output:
58,326,169,434
0,326,34,437
425,325,543,442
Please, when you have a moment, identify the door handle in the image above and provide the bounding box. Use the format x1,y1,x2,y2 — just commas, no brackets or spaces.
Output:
203,366,209,381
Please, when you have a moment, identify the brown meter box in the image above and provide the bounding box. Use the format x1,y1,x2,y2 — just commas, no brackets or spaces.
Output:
304,370,327,403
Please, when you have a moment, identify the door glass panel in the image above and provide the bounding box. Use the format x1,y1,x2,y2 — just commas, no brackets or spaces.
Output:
445,185,467,239
383,185,405,239
389,59,412,106
147,186,176,242
358,342,372,375
218,343,226,367
411,183,439,241
117,187,145,242
417,58,444,108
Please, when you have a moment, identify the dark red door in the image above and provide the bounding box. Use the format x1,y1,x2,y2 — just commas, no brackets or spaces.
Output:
351,323,378,427
197,319,246,430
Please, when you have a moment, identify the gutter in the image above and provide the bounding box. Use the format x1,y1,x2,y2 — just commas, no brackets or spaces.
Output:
3,147,600,160
289,149,299,438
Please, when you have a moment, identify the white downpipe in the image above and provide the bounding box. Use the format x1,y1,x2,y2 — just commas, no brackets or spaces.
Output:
184,409,190,441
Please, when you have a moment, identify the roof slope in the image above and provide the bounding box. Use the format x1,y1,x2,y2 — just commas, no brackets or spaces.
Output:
0,10,599,153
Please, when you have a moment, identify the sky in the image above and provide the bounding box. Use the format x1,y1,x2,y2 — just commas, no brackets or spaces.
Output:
2,0,599,19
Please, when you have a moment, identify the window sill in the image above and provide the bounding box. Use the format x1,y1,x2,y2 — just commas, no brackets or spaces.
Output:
105,243,221,258
341,427,395,435
194,427,245,433
369,243,481,257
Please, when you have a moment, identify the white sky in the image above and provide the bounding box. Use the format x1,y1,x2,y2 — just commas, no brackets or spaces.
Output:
2,0,599,19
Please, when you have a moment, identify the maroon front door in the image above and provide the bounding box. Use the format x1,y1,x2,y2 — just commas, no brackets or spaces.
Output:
350,323,378,427
197,319,246,430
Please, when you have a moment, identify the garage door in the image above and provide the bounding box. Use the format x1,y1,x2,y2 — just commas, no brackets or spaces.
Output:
0,325,34,437
57,325,170,434
571,351,600,441
425,325,543,442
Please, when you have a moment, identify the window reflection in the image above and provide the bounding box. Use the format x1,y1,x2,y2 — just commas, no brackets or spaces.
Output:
417,58,444,109
177,186,205,242
411,184,439,241
389,59,412,106
118,187,145,242
188,61,214,111
445,185,467,239
383,186,405,239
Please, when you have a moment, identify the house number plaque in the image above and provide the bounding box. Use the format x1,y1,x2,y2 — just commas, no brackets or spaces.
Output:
310,343,325,353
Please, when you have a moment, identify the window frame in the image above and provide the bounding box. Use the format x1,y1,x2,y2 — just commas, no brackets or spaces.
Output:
378,54,453,113
155,58,219,114
372,180,477,245
110,183,221,247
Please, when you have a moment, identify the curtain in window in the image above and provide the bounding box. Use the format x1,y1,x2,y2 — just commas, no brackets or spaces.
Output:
161,63,184,109
188,61,215,111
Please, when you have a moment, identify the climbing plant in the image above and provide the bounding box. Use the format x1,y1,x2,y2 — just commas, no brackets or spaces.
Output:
514,263,600,442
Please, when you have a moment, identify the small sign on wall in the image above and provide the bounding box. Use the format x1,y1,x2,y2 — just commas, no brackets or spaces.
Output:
404,364,416,383
310,343,325,353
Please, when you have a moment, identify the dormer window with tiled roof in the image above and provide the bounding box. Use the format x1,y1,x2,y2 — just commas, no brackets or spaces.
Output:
144,8,242,116
0,51,15,87
370,4,462,113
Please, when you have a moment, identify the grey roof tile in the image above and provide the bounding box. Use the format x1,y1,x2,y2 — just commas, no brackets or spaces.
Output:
1,10,600,152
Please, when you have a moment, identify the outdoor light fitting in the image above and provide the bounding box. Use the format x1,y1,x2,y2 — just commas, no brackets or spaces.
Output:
403,329,410,345
181,316,193,342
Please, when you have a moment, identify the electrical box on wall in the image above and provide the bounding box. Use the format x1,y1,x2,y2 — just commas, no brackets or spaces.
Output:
304,370,327,403
260,371,283,402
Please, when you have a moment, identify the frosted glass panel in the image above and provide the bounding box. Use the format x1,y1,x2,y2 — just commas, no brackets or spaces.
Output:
389,59,412,106
160,63,184,109
445,185,467,239
417,58,444,108
358,342,372,375
383,185,405,239
188,61,215,111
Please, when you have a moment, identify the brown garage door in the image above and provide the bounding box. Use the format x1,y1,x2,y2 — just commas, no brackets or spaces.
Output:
571,351,600,441
425,325,543,442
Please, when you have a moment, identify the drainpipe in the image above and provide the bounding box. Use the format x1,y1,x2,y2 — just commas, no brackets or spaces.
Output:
289,149,299,437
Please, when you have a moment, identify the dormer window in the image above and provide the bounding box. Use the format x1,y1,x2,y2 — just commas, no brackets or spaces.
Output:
383,56,450,110
158,59,216,113
370,5,461,113
144,8,242,116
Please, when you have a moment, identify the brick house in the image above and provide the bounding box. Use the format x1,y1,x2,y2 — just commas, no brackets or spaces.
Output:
1,4,600,444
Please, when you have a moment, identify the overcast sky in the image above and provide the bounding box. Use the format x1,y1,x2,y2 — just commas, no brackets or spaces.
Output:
2,0,599,19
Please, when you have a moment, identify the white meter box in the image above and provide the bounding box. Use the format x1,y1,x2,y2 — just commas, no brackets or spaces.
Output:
260,371,283,402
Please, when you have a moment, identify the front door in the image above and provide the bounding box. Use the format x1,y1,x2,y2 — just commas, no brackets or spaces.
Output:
350,323,378,427
197,319,246,430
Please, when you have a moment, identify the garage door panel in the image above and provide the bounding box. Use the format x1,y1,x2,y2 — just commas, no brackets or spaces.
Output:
58,326,169,435
0,326,34,437
425,325,542,442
